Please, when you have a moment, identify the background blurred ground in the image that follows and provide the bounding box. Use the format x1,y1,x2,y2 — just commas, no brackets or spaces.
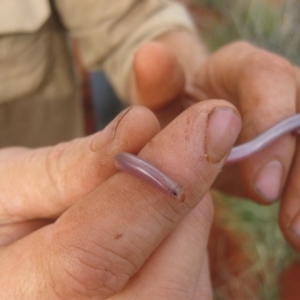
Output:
185,0,300,64
79,1,300,299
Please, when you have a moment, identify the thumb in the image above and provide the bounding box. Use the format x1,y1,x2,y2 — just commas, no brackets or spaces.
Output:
131,42,185,111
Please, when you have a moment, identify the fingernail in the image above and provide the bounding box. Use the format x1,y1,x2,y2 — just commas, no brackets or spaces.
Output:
205,107,242,162
90,107,133,151
254,159,283,202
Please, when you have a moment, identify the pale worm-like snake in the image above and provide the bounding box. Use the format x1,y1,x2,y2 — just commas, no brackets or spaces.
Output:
115,114,300,199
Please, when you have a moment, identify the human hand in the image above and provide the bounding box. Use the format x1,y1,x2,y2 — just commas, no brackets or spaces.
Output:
130,32,300,252
0,103,241,299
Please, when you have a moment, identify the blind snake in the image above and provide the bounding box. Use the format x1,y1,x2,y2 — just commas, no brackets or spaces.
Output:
115,114,300,199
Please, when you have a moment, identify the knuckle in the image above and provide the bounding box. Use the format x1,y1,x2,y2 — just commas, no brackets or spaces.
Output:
52,241,133,299
243,51,294,78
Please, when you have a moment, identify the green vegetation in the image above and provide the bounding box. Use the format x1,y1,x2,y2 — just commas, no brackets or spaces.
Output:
195,0,300,65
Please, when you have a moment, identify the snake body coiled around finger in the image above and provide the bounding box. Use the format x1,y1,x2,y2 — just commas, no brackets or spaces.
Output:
115,114,300,198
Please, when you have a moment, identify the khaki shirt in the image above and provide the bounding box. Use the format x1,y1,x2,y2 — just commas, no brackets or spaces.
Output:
0,0,195,147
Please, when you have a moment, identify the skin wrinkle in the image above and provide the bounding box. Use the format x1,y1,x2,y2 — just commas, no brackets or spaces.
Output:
144,198,176,226
61,243,134,297
62,264,97,297
135,221,164,250
49,283,67,300
169,196,190,213
48,265,71,300
71,245,106,272
89,232,143,270
75,255,133,297
95,194,173,262
10,241,47,299
47,240,70,300
90,231,145,269
187,204,213,237
45,145,68,211
195,159,210,187
121,231,150,263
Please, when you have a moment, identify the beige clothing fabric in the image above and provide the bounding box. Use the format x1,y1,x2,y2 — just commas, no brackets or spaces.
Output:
0,0,195,147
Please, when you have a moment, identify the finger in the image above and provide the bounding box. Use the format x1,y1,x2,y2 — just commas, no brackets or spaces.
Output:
110,193,214,300
278,67,300,251
131,42,185,110
0,106,160,222
130,42,186,128
198,41,297,204
0,101,241,299
194,253,213,300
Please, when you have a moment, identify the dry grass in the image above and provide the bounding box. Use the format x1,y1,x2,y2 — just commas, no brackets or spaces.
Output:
193,0,300,65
